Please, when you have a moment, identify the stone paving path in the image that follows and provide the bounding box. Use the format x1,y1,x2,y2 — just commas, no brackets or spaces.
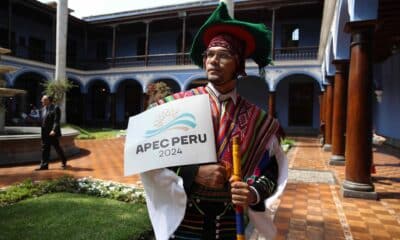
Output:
0,138,140,187
0,136,399,239
274,137,400,240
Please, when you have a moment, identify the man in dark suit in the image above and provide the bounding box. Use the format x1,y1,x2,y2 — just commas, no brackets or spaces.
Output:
35,95,67,170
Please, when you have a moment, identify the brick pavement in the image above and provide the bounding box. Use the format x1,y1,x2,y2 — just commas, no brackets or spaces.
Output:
0,136,399,239
0,138,140,188
274,137,400,240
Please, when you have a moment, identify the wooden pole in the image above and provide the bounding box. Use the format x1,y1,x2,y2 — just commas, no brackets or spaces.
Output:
181,14,187,63
144,21,150,66
8,0,12,49
319,90,324,144
323,76,334,151
330,60,349,165
342,20,377,199
268,91,276,118
271,8,277,60
320,87,327,146
110,93,116,128
232,136,245,240
111,26,117,67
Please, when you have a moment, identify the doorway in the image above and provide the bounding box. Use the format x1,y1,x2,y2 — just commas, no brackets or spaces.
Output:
289,82,314,126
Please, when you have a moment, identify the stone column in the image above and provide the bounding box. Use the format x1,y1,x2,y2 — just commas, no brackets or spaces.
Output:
55,0,68,123
342,20,377,199
323,76,334,151
268,91,276,118
330,60,349,165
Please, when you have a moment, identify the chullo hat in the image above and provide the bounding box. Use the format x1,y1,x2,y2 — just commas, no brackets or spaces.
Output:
190,2,272,69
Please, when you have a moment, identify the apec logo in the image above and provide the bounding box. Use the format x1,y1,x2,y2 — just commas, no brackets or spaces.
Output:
144,109,197,138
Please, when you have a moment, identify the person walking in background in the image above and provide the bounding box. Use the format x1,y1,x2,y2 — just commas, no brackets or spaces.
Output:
35,95,67,170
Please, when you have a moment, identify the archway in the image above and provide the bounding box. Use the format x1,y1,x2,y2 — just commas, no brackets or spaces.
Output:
115,79,143,128
275,74,320,133
9,72,47,125
87,80,110,127
66,78,83,126
237,75,269,111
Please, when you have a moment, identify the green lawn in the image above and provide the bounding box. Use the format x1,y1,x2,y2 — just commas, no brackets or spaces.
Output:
63,124,125,139
0,192,152,240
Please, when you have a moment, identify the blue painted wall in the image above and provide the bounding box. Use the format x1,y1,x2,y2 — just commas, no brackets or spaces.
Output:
374,53,400,140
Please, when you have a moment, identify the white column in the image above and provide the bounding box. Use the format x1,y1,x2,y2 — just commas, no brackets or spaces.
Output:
220,0,234,18
55,0,68,123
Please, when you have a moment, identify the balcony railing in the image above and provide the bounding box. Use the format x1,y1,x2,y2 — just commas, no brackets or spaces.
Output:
7,45,109,70
274,46,318,61
6,45,318,70
105,53,193,68
9,45,55,65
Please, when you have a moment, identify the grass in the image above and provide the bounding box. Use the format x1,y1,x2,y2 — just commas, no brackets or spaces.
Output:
281,138,295,152
63,124,125,140
0,192,152,240
281,138,295,146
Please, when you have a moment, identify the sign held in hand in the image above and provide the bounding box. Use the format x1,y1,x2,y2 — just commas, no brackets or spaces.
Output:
124,94,217,176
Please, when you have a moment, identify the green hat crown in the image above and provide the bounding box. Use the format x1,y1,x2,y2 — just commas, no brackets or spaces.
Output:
189,2,272,68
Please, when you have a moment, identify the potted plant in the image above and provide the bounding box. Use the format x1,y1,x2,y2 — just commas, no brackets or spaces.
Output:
42,79,75,105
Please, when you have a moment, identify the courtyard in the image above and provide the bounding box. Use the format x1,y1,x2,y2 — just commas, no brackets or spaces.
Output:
1,136,399,239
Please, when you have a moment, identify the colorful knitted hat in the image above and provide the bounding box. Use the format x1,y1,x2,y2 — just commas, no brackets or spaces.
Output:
190,2,272,68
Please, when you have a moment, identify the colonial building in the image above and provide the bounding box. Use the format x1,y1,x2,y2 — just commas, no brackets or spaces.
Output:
1,0,399,200
0,0,323,132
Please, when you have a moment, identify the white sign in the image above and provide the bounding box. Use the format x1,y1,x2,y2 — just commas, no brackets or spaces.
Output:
124,95,217,176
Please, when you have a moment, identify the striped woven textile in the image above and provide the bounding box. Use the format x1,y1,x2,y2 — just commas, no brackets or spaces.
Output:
150,86,280,180
151,86,280,239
